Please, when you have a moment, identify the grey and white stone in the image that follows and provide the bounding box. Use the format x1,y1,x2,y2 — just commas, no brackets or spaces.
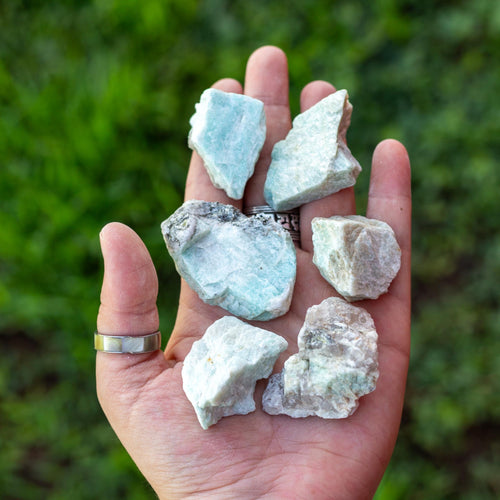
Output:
262,297,378,419
161,200,296,320
182,316,288,429
312,215,401,301
188,88,266,200
264,90,361,211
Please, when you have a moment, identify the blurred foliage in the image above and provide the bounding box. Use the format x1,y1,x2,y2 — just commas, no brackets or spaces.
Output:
0,0,499,498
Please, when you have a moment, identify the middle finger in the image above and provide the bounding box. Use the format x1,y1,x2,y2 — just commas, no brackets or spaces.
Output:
243,46,292,208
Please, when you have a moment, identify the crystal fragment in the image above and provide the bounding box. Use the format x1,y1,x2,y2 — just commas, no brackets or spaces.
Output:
188,88,266,200
312,215,401,301
182,316,288,429
262,297,378,419
161,200,296,320
264,90,361,211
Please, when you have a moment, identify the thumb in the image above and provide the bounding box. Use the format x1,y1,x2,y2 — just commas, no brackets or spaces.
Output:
97,222,159,335
96,222,166,427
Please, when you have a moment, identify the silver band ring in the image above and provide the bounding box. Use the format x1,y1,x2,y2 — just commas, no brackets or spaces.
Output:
244,205,300,242
94,331,161,354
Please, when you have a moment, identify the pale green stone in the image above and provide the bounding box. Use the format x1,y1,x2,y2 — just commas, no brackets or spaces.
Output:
264,90,361,211
182,316,288,429
188,88,266,200
312,215,401,301
161,200,296,320
262,297,378,419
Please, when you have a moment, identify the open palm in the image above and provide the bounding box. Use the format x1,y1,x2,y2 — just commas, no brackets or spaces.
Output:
96,46,411,499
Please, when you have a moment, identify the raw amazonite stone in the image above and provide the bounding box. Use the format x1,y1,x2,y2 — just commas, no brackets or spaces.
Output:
182,316,288,429
188,88,266,200
161,200,296,320
264,89,362,211
312,215,401,301
262,297,378,419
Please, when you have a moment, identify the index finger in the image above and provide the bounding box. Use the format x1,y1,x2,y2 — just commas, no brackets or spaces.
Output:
184,78,244,208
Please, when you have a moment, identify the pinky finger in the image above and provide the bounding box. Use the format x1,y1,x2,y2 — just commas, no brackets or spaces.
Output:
366,139,411,304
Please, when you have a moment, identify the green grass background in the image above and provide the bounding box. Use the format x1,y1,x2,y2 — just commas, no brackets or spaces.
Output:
1,0,499,498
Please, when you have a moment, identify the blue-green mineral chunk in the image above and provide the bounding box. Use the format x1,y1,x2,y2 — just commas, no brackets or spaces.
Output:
188,88,266,200
182,316,288,429
264,90,361,211
161,200,296,320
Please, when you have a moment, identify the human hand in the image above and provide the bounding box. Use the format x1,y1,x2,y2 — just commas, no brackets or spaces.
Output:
96,46,411,499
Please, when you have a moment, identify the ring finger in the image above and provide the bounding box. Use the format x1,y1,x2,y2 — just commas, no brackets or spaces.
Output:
299,82,357,252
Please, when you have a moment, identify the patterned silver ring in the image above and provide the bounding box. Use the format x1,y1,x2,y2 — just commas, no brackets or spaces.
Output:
94,331,161,354
243,205,300,242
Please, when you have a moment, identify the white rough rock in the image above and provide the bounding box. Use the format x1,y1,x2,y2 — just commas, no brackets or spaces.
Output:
263,90,361,211
182,316,288,429
312,215,401,301
262,297,378,419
